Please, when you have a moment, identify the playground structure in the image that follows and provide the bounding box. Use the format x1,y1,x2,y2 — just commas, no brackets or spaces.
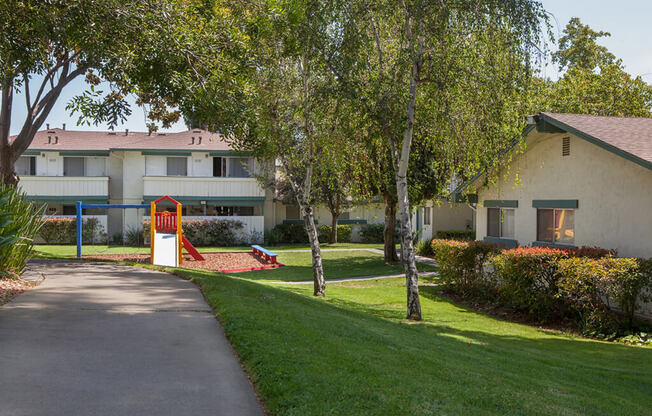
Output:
75,195,204,266
149,195,204,267
76,195,282,272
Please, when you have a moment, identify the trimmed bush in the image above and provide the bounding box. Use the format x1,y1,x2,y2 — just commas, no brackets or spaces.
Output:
359,223,385,244
143,218,244,246
317,225,352,243
266,223,309,244
489,247,569,321
431,239,501,294
435,230,476,241
568,246,616,259
37,217,104,244
415,238,434,256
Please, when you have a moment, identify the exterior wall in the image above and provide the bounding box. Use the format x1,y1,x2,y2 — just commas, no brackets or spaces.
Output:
121,151,146,232
143,176,264,198
18,176,109,197
476,131,652,258
432,203,474,234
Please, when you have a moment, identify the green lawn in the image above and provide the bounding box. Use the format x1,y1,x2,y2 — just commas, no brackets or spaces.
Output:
226,250,436,281
174,270,651,415
33,242,384,257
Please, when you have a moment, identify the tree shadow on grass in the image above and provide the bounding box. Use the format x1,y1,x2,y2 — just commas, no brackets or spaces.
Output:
199,274,652,416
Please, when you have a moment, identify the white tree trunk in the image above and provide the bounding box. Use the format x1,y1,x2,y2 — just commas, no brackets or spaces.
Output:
395,28,424,321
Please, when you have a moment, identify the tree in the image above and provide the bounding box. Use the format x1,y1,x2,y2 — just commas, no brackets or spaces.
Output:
539,18,652,117
343,0,546,320
552,17,615,72
0,0,174,185
166,0,352,297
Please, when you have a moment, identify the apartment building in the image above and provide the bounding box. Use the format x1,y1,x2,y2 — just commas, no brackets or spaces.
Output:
15,126,472,242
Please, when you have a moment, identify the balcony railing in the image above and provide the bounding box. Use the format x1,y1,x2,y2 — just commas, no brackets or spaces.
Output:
143,176,265,198
18,176,109,197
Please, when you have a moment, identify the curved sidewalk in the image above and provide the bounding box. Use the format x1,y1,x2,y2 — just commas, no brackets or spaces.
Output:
0,259,263,416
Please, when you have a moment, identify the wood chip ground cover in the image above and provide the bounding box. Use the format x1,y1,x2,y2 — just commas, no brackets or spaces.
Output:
0,278,39,305
87,252,271,272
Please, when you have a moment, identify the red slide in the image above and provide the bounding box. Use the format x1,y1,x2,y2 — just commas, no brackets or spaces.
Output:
182,236,205,261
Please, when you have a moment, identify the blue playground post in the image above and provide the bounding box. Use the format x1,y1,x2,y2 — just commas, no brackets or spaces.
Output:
76,201,83,258
75,202,150,258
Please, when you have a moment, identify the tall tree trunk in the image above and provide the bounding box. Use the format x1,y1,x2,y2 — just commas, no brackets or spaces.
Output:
330,212,339,244
394,25,424,321
383,192,399,263
299,197,325,296
0,80,18,185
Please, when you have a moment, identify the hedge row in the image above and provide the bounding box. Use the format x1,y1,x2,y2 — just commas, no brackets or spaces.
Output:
142,219,245,246
431,239,652,336
435,230,476,241
37,217,105,244
266,223,353,245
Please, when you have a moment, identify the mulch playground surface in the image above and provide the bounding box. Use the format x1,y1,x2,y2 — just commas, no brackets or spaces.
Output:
86,251,280,273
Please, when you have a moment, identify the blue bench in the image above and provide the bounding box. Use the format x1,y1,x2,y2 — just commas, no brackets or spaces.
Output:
251,245,278,264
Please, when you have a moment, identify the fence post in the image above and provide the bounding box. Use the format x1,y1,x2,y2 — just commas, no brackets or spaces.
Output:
76,201,83,258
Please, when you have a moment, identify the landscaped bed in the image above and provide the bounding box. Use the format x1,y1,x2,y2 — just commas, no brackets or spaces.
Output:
0,278,39,306
86,251,276,272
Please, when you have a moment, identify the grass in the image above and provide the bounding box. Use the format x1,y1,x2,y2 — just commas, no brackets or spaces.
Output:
175,270,651,416
31,249,651,414
226,250,436,281
33,242,384,257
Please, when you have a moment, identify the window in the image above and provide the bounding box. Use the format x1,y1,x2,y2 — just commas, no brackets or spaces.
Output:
424,207,432,226
166,157,187,176
537,209,574,244
63,157,85,176
62,205,76,215
487,208,514,238
228,157,251,178
213,157,226,177
15,156,36,176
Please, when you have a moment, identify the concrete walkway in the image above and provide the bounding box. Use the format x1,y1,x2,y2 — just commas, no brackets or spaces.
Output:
0,259,264,416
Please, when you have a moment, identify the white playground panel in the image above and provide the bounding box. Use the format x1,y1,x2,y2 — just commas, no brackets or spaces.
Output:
153,233,178,267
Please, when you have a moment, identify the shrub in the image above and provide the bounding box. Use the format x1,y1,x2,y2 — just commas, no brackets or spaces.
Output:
489,247,569,321
431,239,501,294
415,239,433,256
568,246,616,259
435,230,476,241
557,257,622,335
125,226,144,246
317,225,352,243
266,223,309,244
606,258,652,327
143,218,244,246
37,217,104,244
0,184,44,278
359,223,385,243
38,217,75,244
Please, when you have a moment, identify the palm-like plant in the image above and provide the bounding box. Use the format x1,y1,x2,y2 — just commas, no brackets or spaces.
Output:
0,184,44,278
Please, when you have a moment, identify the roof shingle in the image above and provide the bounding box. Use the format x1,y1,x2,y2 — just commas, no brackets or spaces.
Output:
542,112,652,164
12,129,232,152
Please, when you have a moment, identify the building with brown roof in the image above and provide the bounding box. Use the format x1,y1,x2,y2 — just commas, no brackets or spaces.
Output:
14,126,473,242
464,112,652,258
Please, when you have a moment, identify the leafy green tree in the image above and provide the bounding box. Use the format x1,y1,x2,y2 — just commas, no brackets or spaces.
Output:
552,17,615,72
539,18,652,117
0,0,176,185
343,0,546,320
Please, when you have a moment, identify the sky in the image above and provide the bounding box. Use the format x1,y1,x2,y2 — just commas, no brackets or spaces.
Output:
7,0,652,135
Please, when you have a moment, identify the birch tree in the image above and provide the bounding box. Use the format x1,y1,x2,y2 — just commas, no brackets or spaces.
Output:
344,0,546,320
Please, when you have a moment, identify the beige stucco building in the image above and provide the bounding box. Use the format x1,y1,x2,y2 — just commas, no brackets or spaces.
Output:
463,112,652,258
15,126,472,243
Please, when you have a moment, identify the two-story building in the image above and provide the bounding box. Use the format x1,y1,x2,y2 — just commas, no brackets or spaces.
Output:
15,126,473,242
